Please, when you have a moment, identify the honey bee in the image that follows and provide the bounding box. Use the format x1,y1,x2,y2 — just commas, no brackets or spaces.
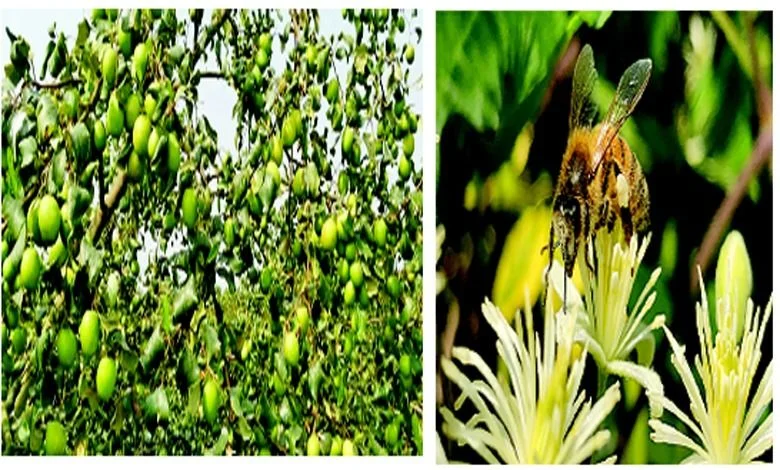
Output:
545,44,652,308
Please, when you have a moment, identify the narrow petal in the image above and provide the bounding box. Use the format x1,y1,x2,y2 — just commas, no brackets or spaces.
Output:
648,419,708,458
740,412,772,463
606,360,664,418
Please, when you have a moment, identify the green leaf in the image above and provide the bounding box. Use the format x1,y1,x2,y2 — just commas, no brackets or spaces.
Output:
576,11,612,29
144,387,170,421
202,323,221,358
205,427,229,455
17,136,37,168
77,238,104,286
307,359,323,399
2,196,26,241
436,11,573,162
139,327,164,373
172,275,198,321
36,95,58,141
621,407,649,464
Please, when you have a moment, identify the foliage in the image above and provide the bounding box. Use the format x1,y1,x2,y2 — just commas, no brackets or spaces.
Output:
2,8,422,455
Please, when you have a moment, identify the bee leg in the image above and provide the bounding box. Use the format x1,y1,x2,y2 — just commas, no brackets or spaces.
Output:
620,206,634,245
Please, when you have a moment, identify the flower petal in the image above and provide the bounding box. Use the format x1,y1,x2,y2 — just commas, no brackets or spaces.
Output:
605,360,664,418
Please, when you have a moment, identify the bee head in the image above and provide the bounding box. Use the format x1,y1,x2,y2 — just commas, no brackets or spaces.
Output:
552,195,582,276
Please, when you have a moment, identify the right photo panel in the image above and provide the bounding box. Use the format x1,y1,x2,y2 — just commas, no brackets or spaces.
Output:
435,11,773,465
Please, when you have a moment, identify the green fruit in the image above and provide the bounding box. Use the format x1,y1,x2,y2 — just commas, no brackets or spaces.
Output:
45,421,67,455
295,306,309,331
102,47,118,88
385,421,399,447
292,168,305,197
345,243,357,262
338,258,349,284
330,436,343,455
349,261,363,287
261,267,272,292
403,133,415,157
118,29,132,59
404,44,415,64
341,128,355,156
107,94,124,137
132,43,150,83
326,79,339,103
96,356,117,401
11,328,26,354
127,151,144,181
343,281,356,306
258,32,272,52
19,247,41,289
105,272,120,308
342,439,356,456
271,135,283,165
359,285,369,307
282,114,297,148
38,195,61,244
283,331,299,367
57,328,78,369
388,275,401,299
266,161,281,188
93,119,107,151
144,94,157,118
147,127,161,158
224,218,236,248
373,219,387,247
125,93,142,130
256,48,269,69
167,133,181,173
305,44,317,68
2,240,7,260
182,187,198,229
307,433,320,456
132,114,152,157
320,217,337,251
27,199,41,242
399,353,411,377
202,379,220,424
79,310,100,357
62,89,79,120
399,154,412,181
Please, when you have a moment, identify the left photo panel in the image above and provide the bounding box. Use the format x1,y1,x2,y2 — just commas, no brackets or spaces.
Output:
0,8,422,456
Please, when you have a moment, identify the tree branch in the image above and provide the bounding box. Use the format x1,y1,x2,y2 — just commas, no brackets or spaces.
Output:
690,126,772,293
88,170,127,243
31,77,81,89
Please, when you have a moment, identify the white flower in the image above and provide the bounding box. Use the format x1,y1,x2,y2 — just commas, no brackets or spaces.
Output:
648,269,773,463
547,227,665,417
439,296,620,464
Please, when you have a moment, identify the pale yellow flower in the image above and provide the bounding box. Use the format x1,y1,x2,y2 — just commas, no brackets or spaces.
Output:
439,297,620,464
649,269,773,463
547,226,665,416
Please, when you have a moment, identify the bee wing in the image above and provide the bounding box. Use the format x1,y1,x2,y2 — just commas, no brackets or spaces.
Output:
569,44,598,131
592,57,652,170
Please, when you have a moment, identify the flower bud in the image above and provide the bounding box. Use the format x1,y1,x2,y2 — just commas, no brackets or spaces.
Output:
715,230,752,340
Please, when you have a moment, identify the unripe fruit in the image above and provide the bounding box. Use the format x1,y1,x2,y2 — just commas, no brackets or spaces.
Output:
105,272,120,308
102,47,118,88
127,151,144,181
349,261,363,287
259,32,272,52
320,217,337,251
330,436,343,456
45,421,67,455
167,133,181,173
373,219,387,247
292,168,305,197
57,328,78,369
403,133,415,157
132,114,152,157
296,306,309,331
27,199,41,242
261,267,272,292
307,433,320,456
19,247,42,289
118,29,132,59
266,161,281,188
399,154,412,181
125,94,142,130
93,119,106,151
96,356,117,401
342,439,356,456
338,258,350,284
106,94,124,137
282,114,297,149
144,94,156,118
283,331,299,367
62,89,79,120
132,43,150,83
404,44,415,64
147,127,161,158
399,354,411,377
202,379,220,424
326,79,339,103
385,421,400,447
341,127,355,156
182,187,198,229
271,134,283,165
38,195,61,244
388,275,401,299
343,281,356,306
11,328,26,354
79,309,100,357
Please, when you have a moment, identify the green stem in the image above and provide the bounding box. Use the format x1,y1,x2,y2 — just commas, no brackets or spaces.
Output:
711,11,753,81
596,366,608,397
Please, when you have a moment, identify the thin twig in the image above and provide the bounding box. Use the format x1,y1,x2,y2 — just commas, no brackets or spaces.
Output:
690,126,772,293
31,77,82,89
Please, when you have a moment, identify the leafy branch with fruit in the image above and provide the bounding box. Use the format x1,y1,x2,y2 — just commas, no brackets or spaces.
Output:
1,8,422,456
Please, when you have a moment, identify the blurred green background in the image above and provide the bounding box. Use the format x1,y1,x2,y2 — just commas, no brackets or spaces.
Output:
435,11,772,464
